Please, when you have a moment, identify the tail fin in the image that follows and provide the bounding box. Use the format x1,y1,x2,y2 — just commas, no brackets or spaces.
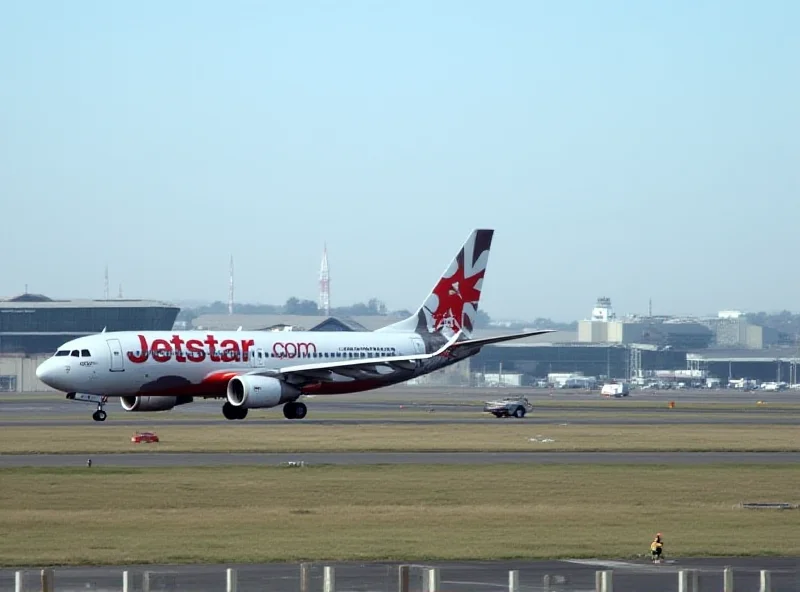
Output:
377,229,494,339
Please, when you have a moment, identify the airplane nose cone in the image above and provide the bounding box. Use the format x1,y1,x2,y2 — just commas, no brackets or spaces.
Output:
36,360,57,387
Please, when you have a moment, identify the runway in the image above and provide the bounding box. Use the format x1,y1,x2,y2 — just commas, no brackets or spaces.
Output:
2,451,798,467
2,388,799,426
2,557,798,592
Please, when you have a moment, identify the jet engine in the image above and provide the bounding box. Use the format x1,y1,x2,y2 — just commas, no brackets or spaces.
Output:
226,375,300,409
120,395,194,412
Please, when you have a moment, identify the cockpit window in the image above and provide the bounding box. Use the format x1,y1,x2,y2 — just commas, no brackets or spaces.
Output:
54,350,69,357
80,349,91,357
70,350,79,357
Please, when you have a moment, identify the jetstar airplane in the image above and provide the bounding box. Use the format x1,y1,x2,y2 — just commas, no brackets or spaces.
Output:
36,229,555,422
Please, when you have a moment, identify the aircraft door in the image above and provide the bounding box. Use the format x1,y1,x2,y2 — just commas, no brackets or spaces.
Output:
255,348,266,368
107,339,125,372
410,336,425,354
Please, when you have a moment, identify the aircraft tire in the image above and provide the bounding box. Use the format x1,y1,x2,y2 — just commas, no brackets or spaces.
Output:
92,410,107,422
283,402,307,420
222,402,243,420
514,406,525,418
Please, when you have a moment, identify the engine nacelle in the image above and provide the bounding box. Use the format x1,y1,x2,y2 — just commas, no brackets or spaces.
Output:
120,395,193,412
226,375,299,409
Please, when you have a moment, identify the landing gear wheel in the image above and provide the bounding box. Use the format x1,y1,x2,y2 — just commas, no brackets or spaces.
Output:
283,402,308,420
223,403,246,420
222,402,248,420
514,406,526,418
92,410,107,422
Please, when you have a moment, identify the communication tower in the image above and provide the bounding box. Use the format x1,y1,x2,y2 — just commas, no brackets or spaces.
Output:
228,255,234,315
319,244,330,316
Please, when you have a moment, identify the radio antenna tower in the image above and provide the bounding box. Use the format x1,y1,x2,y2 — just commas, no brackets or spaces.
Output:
319,244,330,316
228,255,235,315
104,265,109,300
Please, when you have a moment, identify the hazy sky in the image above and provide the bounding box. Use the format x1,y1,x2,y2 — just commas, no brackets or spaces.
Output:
2,1,797,322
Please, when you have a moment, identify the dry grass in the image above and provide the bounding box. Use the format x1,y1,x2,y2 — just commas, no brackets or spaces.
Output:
0,464,797,566
0,424,798,454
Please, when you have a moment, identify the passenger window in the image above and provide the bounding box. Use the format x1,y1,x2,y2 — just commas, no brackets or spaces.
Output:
81,350,91,357
70,350,79,357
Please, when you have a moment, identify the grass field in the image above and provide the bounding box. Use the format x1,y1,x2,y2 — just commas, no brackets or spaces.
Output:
0,423,798,454
0,464,797,566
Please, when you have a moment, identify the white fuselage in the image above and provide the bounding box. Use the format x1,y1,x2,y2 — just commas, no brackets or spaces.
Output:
35,329,434,398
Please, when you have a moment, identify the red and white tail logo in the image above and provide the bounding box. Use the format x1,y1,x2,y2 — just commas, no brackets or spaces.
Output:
378,229,494,339
420,229,493,337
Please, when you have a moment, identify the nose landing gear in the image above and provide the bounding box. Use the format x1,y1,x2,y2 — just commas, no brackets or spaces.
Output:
67,393,109,422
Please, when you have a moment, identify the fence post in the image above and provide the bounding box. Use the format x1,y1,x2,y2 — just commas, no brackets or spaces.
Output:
508,569,519,592
40,568,54,592
397,565,410,592
15,571,22,592
602,570,613,592
760,570,772,592
678,570,688,592
300,563,311,592
723,567,733,592
142,571,151,592
424,567,439,592
323,566,335,592
122,570,131,592
226,567,238,592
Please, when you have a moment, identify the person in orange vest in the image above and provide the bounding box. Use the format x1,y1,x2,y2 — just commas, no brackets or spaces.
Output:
650,533,664,563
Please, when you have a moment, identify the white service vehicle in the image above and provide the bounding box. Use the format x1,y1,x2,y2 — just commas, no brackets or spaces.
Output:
601,382,630,397
483,396,532,418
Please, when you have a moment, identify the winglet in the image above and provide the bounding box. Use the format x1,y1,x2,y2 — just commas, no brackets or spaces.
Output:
101,327,106,333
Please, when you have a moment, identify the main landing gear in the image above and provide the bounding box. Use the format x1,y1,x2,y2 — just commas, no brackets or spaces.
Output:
221,401,308,420
92,406,107,422
283,401,307,420
222,402,248,420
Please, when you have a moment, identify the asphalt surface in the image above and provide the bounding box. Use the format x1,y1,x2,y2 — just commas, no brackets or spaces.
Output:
2,451,799,467
2,557,798,592
2,388,800,426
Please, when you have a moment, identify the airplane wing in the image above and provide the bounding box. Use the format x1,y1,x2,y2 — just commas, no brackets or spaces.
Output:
244,330,464,385
240,329,556,388
448,329,556,349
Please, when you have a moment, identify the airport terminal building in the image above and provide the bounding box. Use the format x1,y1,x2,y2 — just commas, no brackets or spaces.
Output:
0,293,179,392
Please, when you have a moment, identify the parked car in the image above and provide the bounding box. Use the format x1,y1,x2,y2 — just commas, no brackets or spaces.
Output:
483,396,532,418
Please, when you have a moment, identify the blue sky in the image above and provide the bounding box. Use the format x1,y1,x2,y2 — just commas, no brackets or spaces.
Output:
1,0,798,321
